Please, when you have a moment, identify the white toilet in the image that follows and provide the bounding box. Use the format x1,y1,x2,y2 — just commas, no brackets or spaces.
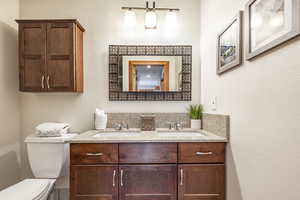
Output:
0,134,76,200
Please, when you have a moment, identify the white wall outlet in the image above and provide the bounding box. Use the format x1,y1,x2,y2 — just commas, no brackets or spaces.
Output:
211,96,217,111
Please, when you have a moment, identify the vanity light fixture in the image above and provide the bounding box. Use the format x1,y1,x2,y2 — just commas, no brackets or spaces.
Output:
165,9,177,27
145,2,157,29
124,8,137,27
122,1,180,29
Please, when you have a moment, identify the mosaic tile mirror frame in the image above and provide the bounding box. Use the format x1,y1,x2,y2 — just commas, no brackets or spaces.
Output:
109,45,192,101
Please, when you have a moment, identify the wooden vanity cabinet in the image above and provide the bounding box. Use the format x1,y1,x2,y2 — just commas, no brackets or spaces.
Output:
119,165,177,200
178,165,225,200
70,143,226,200
70,165,118,200
16,19,85,92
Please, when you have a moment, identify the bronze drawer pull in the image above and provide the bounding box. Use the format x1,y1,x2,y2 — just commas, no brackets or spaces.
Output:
86,153,104,156
196,152,213,155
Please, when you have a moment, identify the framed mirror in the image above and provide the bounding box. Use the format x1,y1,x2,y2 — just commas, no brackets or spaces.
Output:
109,45,192,101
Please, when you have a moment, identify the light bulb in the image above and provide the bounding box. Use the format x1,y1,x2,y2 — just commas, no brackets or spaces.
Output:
145,10,157,29
165,10,177,27
124,9,136,27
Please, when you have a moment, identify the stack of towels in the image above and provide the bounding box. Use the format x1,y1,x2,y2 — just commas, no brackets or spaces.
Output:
35,122,69,137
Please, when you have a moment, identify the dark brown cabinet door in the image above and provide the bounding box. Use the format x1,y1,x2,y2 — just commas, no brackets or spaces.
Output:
19,23,46,92
46,22,75,91
178,165,225,200
70,165,118,200
119,165,177,200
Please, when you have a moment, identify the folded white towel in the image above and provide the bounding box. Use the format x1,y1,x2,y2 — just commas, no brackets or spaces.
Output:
35,123,69,137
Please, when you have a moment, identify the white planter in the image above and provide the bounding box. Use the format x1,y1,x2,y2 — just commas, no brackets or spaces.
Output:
190,119,201,129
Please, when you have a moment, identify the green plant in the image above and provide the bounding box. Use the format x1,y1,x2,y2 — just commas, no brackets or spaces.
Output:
187,104,203,120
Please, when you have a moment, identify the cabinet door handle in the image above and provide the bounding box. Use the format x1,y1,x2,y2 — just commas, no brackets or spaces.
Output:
41,76,45,89
120,169,124,186
180,168,184,186
113,170,116,187
46,75,50,89
196,152,213,155
86,153,104,156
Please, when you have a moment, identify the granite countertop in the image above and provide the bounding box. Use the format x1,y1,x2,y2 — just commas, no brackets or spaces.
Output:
67,128,228,143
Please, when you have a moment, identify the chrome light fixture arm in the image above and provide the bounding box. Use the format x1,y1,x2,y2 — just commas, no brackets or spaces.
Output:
121,1,180,12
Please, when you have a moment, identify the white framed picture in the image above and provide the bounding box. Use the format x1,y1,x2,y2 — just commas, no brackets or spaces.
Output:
245,0,300,60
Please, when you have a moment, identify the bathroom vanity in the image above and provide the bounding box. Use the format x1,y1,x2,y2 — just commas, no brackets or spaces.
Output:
69,130,227,200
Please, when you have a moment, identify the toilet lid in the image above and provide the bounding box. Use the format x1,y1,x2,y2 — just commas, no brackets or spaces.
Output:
0,179,52,200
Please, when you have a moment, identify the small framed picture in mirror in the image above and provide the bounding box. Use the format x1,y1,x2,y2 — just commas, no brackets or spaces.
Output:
217,11,243,75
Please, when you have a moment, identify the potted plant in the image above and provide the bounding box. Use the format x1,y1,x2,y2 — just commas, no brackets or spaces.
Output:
187,104,203,129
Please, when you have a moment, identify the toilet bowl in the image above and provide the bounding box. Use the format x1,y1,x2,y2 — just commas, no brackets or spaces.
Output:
0,134,76,200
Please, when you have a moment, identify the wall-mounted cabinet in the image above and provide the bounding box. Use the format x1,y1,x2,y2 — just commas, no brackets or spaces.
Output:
16,19,85,92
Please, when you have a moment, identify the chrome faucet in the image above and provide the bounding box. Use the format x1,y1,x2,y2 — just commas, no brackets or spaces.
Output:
174,121,184,130
113,122,129,131
167,121,184,130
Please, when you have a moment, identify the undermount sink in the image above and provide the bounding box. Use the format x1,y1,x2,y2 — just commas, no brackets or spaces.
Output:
93,132,141,138
157,131,206,137
93,130,206,139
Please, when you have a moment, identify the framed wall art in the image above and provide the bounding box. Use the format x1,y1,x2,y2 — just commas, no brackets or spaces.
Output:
245,0,300,60
217,11,243,75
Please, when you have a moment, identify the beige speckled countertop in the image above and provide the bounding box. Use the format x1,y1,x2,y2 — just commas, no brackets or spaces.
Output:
67,128,228,143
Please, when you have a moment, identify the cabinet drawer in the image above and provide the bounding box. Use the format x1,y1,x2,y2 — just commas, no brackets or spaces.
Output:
119,143,177,163
179,143,225,163
71,144,118,165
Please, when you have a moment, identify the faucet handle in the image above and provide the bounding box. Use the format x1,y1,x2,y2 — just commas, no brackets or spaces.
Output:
166,121,174,130
175,121,184,130
113,122,122,130
122,122,129,130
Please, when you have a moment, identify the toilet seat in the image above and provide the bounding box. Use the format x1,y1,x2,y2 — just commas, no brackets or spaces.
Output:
0,179,56,200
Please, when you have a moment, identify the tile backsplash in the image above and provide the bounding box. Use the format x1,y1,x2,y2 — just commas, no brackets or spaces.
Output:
106,112,230,139
202,113,230,138
107,113,190,129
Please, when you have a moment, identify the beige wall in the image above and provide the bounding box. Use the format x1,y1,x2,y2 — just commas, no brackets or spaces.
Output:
19,0,201,177
200,0,300,200
0,0,21,190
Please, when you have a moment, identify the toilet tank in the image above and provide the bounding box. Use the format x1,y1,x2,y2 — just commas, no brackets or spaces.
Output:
25,134,76,179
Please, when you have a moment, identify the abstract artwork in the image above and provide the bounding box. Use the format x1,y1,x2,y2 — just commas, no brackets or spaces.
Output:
246,0,300,59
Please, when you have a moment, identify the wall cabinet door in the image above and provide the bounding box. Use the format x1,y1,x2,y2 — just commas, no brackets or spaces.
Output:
46,22,75,91
178,164,225,200
119,165,177,200
70,165,118,200
19,23,46,92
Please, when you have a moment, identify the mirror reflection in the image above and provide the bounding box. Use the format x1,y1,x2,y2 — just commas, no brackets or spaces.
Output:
122,56,182,92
